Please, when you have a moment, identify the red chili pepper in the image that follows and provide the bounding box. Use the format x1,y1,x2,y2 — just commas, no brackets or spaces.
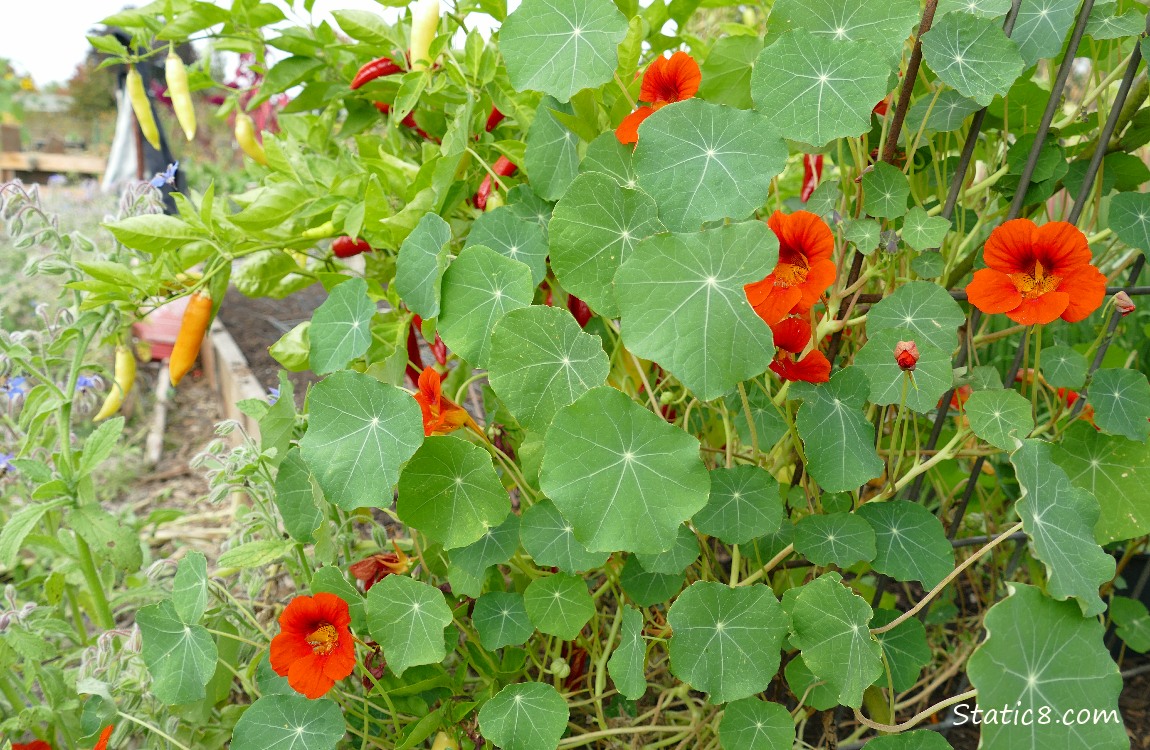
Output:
405,322,424,387
373,102,437,141
567,294,592,327
485,106,505,131
801,154,823,203
332,236,373,258
473,156,518,209
351,57,403,89
412,314,449,365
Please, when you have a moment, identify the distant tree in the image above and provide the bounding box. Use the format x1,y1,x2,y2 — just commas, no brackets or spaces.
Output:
66,53,117,117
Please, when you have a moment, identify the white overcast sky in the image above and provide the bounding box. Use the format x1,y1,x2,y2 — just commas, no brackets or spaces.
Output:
2,0,488,86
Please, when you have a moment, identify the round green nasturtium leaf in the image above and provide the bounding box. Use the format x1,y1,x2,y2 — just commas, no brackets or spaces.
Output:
843,218,881,255
698,35,764,109
857,501,954,590
1111,596,1150,653
854,328,953,413
438,245,535,368
1087,4,1147,41
636,524,700,575
1012,439,1115,618
620,554,686,607
274,448,323,544
867,280,966,354
793,512,877,568
308,277,375,375
540,387,711,554
667,581,788,704
751,29,892,147
910,251,946,279
231,694,345,750
525,97,581,201
300,371,424,510
607,605,647,700
615,222,777,401
862,162,910,219
790,573,882,708
937,0,1010,18
1012,0,1080,67
784,654,838,710
487,305,610,433
499,0,627,103
906,89,982,133
766,0,920,61
633,99,787,232
967,584,1126,750
964,388,1034,451
694,466,783,545
1053,421,1150,544
464,207,549,286
1041,344,1088,389
865,731,953,749
366,575,453,676
519,499,610,573
901,207,951,252
473,592,535,650
549,172,665,318
717,697,793,750
870,609,932,694
172,551,208,626
136,600,217,705
478,682,569,750
791,369,884,492
451,512,522,573
397,435,511,550
523,572,594,640
1108,191,1150,254
1089,369,1150,442
396,212,451,320
921,12,1025,107
506,184,554,236
579,132,637,188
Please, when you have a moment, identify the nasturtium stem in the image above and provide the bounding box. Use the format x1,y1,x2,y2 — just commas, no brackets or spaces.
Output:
117,711,194,750
736,382,759,459
74,533,115,630
854,688,978,733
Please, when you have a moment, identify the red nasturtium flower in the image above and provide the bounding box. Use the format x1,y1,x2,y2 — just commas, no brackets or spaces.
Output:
895,340,919,371
615,51,701,145
770,351,831,383
270,593,356,699
966,219,1106,326
1057,388,1098,428
13,740,52,750
745,211,837,327
93,725,114,750
770,316,812,355
413,368,475,436
349,542,412,592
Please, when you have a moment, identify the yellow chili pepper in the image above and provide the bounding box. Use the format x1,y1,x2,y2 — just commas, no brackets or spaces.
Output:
235,111,268,166
409,0,440,72
166,52,196,141
170,292,213,386
430,733,459,750
126,65,161,150
94,344,137,422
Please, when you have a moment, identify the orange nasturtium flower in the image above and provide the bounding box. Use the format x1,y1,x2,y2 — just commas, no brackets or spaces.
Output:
413,367,476,436
745,211,837,327
92,726,114,750
770,351,832,383
966,219,1106,325
270,593,356,699
349,542,412,592
770,316,812,355
615,51,701,145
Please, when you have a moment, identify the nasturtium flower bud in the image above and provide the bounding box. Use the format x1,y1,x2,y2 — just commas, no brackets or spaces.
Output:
895,340,920,371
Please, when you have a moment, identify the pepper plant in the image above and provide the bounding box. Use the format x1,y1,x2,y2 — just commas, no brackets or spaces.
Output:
5,0,1150,748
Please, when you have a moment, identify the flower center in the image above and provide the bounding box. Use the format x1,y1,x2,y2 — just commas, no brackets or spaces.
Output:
774,257,810,288
1012,259,1061,299
306,623,339,655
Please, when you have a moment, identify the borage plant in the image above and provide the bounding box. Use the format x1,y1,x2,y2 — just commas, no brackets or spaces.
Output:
6,0,1150,748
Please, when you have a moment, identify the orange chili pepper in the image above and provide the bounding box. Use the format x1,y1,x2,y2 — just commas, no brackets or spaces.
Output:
170,292,213,386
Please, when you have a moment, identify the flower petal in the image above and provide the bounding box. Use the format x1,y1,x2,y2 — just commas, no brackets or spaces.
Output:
1034,221,1092,272
270,631,315,676
771,210,836,265
796,258,837,311
1057,264,1107,322
744,274,777,307
312,591,352,628
747,283,802,326
615,107,654,145
982,219,1038,274
791,351,832,383
1007,292,1070,325
770,317,811,354
287,654,337,699
966,268,1022,315
321,637,358,681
